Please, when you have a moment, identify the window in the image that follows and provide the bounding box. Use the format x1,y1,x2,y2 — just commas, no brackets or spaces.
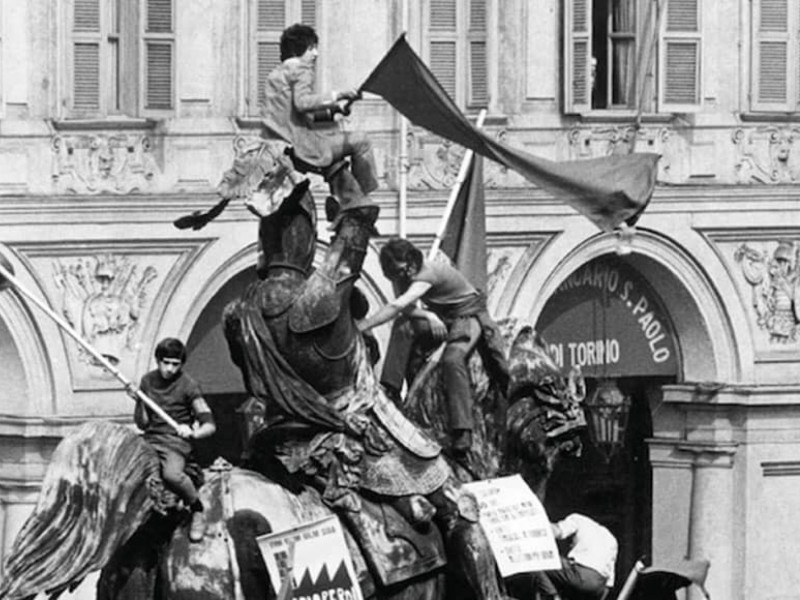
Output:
564,0,701,113
425,0,489,109
248,0,318,116
67,0,174,117
751,0,800,111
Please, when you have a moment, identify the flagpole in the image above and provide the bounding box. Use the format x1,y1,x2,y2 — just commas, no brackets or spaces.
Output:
428,109,487,260
0,262,182,433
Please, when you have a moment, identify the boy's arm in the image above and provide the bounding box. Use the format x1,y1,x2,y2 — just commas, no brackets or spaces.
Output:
290,60,358,118
131,381,149,430
357,281,432,332
191,397,216,440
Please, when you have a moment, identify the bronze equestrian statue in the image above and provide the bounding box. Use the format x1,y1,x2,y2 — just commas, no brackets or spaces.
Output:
0,148,585,600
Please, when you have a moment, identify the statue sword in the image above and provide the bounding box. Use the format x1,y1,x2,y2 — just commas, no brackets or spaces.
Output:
0,257,182,433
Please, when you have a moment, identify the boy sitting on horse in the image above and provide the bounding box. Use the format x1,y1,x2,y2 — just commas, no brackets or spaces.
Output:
133,337,216,543
261,23,378,197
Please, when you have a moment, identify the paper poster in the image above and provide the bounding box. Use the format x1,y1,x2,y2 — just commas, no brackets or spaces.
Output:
257,515,363,600
464,474,561,576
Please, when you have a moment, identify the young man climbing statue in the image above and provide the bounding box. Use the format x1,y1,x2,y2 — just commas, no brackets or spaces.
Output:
260,23,378,197
358,238,509,455
133,337,216,543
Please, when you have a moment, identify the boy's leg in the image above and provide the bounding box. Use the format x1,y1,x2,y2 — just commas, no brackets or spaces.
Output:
329,131,379,195
441,317,482,451
159,447,206,543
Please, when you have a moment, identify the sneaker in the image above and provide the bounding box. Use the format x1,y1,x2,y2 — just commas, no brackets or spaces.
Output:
189,510,206,543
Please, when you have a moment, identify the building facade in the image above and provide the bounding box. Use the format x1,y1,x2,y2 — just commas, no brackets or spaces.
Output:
1,1,799,598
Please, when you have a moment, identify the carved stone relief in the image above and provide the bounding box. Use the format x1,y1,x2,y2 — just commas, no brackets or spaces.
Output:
733,127,800,183
734,240,800,343
51,134,160,194
52,254,158,366
567,125,674,179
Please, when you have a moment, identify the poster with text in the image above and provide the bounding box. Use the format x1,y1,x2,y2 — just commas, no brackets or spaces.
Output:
257,515,363,600
464,474,561,576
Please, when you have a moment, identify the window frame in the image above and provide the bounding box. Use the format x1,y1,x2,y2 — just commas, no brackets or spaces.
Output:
422,0,490,111
750,0,799,113
63,0,174,120
563,0,702,115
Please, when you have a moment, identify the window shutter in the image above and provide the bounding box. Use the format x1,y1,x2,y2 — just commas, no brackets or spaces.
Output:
429,0,458,100
143,0,173,111
467,0,488,107
72,0,102,111
658,0,702,112
752,0,791,111
564,0,592,113
300,0,317,26
259,0,285,30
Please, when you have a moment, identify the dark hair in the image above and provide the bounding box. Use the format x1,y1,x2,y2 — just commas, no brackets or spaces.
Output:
379,238,423,277
280,24,318,61
155,337,186,363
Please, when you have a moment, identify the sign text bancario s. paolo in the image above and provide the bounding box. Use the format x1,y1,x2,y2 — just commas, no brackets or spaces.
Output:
536,258,678,377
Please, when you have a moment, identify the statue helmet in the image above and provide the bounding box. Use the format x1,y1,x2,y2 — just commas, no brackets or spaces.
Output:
774,241,793,262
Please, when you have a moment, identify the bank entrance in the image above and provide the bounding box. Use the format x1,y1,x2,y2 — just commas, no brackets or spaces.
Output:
535,254,680,593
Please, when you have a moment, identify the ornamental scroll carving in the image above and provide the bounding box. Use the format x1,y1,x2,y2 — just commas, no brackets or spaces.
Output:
52,254,157,366
733,127,800,183
735,241,800,343
51,133,159,194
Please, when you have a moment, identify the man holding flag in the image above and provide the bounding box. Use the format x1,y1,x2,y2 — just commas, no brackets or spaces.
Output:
357,235,508,455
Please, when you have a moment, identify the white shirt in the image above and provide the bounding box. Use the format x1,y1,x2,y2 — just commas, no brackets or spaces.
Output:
554,513,618,587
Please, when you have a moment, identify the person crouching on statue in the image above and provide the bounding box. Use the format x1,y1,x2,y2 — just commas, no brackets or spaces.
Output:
357,238,510,455
132,337,216,543
261,23,379,197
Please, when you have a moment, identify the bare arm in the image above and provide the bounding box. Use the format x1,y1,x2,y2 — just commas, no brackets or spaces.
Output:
191,397,216,440
357,281,432,332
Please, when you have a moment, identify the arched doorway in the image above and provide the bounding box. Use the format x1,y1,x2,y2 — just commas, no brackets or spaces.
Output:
184,267,257,467
534,253,681,594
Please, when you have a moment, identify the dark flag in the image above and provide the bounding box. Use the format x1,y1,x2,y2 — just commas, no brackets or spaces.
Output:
439,154,488,291
360,35,660,232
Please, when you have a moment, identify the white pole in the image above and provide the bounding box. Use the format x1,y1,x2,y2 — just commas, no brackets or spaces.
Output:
0,262,181,433
428,108,487,260
398,4,410,238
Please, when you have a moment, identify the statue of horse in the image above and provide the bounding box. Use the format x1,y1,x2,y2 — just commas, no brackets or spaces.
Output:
397,316,586,500
0,149,583,600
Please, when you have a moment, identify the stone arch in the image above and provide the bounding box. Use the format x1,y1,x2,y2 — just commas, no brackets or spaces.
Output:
0,268,55,416
507,227,746,383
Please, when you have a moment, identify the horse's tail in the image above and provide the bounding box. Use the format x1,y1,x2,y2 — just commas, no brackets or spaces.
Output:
0,422,159,600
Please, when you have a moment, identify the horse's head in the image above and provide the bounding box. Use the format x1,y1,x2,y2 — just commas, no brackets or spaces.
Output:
254,173,317,278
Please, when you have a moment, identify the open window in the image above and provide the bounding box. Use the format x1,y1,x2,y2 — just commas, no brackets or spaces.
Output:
751,0,800,112
564,0,701,114
66,0,175,118
247,0,318,117
425,0,489,109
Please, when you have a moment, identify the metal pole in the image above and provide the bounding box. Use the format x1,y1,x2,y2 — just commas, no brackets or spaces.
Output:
0,262,181,433
398,3,410,238
428,108,487,260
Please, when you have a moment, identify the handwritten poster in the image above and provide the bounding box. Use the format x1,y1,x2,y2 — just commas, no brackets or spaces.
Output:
464,474,561,576
257,515,363,600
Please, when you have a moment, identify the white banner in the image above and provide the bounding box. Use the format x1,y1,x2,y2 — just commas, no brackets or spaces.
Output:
464,474,561,576
257,515,363,600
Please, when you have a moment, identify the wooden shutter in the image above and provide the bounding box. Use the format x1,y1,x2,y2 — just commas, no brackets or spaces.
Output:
72,0,102,111
658,0,702,112
752,0,792,111
300,0,317,26
143,0,173,111
564,0,592,113
429,0,458,100
468,0,488,107
251,0,285,115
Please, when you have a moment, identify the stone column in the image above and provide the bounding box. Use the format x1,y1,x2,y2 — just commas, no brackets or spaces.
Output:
676,442,738,600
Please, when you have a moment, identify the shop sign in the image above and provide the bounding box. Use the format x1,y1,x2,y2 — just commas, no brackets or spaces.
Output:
536,259,678,377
